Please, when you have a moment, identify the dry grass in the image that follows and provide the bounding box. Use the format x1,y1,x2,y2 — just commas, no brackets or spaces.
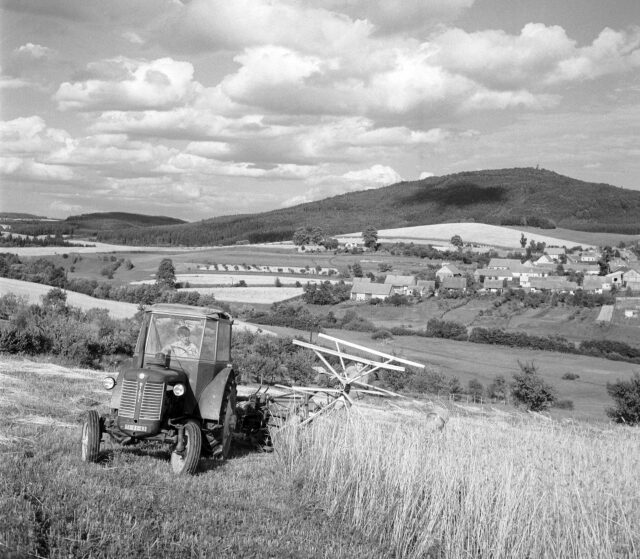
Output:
0,356,386,558
274,404,640,558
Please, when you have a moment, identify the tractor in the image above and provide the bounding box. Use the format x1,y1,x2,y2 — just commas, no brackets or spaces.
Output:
81,303,441,474
81,303,243,475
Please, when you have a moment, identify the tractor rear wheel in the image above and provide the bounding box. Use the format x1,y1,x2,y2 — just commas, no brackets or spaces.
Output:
81,410,101,463
170,420,202,475
215,374,237,460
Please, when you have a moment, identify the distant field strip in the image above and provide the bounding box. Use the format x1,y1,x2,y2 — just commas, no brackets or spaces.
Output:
338,223,594,249
180,286,303,304
0,277,138,319
0,278,276,332
596,305,614,322
132,273,343,287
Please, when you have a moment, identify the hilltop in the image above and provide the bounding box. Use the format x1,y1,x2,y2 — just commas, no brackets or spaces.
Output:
66,212,187,230
93,168,640,246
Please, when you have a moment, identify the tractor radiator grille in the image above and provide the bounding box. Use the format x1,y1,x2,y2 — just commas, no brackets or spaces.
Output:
119,379,164,420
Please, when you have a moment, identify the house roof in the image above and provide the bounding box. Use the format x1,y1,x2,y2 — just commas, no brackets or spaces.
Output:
441,276,467,289
564,262,600,273
437,263,462,275
488,258,522,269
546,247,566,255
582,276,607,289
416,279,436,288
351,281,392,296
529,277,578,290
483,278,505,288
384,274,416,286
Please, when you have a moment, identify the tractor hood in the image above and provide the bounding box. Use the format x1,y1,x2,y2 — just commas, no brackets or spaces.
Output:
122,365,187,385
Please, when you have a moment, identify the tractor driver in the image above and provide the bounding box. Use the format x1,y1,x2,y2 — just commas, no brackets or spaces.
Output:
163,325,199,357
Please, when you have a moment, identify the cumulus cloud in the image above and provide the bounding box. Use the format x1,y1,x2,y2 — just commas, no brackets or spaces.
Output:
0,157,73,181
162,0,373,54
122,31,145,45
0,116,70,155
430,23,640,89
55,57,201,111
308,0,476,34
14,42,55,59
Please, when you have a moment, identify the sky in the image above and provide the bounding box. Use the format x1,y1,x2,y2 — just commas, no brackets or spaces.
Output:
0,0,639,222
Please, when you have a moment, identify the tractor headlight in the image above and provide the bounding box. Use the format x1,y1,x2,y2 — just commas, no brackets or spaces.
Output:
102,376,116,390
173,383,186,397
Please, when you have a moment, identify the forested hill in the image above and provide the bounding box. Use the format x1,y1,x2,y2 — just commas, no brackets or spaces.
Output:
6,212,187,237
66,212,186,229
96,168,640,246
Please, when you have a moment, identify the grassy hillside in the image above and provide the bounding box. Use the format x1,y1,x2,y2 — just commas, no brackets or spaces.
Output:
95,167,640,246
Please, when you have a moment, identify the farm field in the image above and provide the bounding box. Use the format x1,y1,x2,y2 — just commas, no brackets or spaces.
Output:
337,223,597,249
133,273,341,287
180,286,303,304
1,355,637,558
0,278,276,334
0,277,138,319
0,356,387,558
321,328,637,422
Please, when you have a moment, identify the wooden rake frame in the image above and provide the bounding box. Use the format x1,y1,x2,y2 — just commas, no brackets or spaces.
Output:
274,333,424,426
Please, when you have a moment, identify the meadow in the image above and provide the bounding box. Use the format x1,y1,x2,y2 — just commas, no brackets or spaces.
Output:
1,356,638,558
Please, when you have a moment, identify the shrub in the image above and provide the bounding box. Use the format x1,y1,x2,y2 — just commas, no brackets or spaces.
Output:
371,329,393,341
426,318,467,341
487,374,508,401
561,372,580,380
606,373,640,424
385,293,410,306
553,399,575,410
510,361,557,412
467,379,484,401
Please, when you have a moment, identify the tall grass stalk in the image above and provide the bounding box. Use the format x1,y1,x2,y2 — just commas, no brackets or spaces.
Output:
273,409,639,558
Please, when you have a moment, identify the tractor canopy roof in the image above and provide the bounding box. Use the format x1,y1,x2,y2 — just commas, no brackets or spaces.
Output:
148,303,232,322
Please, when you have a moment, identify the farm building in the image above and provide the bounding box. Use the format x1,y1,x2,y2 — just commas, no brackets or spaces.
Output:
605,269,625,288
435,263,462,281
582,276,609,293
439,276,467,293
483,278,506,293
350,279,393,302
487,258,522,270
384,274,417,295
415,279,436,296
528,277,579,293
624,268,640,291
564,262,600,275
544,247,566,260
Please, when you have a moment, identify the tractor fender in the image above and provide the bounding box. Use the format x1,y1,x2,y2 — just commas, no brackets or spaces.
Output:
198,367,235,421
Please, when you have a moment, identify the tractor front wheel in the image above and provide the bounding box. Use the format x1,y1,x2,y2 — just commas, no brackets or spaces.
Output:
215,375,237,460
81,410,101,463
170,420,202,475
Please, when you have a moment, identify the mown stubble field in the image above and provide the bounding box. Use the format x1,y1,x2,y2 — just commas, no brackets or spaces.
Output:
1,356,638,558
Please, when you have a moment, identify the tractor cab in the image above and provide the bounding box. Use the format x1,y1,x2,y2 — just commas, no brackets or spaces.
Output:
83,303,238,475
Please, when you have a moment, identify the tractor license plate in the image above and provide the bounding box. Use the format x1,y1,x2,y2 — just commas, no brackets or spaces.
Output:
124,424,148,432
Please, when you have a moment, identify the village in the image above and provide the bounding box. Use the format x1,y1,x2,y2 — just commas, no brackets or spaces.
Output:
348,246,640,304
